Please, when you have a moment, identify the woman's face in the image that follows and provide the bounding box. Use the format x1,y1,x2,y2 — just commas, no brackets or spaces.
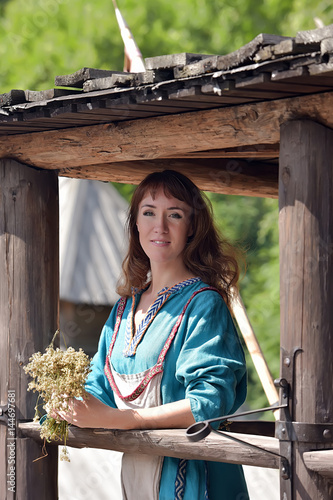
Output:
136,188,193,267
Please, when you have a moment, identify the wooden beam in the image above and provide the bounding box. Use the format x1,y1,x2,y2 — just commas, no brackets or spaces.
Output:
59,158,279,198
0,159,59,500
18,422,280,469
160,144,280,159
0,91,333,173
279,120,333,499
303,450,333,480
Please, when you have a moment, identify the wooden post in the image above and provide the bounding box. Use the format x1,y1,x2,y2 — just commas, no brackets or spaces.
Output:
0,159,58,499
279,120,333,499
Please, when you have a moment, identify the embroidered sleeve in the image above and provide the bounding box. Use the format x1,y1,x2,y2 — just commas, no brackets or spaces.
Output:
85,306,118,408
175,291,247,425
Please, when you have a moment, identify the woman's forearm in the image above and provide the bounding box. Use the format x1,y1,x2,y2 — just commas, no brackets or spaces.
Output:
129,398,195,430
59,393,195,430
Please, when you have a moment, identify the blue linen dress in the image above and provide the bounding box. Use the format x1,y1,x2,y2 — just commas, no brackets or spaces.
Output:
85,278,249,500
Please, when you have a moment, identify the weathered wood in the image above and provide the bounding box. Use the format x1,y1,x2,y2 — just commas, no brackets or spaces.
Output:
279,120,333,499
83,73,136,92
174,34,290,78
295,24,333,44
18,422,280,469
24,88,80,102
0,159,59,500
162,144,280,159
1,91,333,174
303,450,333,480
55,68,124,88
271,66,331,92
59,158,278,198
321,38,333,56
145,53,213,70
82,70,161,92
0,90,26,106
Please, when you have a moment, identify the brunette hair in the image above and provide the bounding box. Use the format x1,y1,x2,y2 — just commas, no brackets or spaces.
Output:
116,170,242,304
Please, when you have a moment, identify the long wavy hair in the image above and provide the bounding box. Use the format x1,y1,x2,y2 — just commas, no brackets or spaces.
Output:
116,170,243,305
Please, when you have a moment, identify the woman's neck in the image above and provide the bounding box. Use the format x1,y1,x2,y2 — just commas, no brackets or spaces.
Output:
147,263,195,298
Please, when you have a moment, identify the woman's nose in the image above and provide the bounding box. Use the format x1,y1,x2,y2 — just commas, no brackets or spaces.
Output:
154,214,168,233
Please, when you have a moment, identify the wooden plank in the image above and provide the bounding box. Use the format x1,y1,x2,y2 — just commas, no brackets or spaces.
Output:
18,422,280,469
174,34,290,78
145,53,213,70
173,56,219,79
235,73,300,96
83,73,136,92
255,39,320,61
83,71,160,92
0,90,26,106
307,61,333,82
161,144,280,159
296,24,333,44
0,91,333,172
321,37,333,56
0,159,59,500
200,79,267,101
303,450,333,479
271,66,332,92
279,120,333,499
55,68,127,88
216,33,290,70
200,83,262,104
24,88,81,102
59,158,278,198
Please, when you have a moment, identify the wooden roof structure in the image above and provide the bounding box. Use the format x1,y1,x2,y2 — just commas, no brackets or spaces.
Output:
0,24,333,198
1,23,333,500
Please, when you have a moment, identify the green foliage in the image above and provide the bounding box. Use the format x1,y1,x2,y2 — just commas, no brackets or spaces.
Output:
208,193,280,412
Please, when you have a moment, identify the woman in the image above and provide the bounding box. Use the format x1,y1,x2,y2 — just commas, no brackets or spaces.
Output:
60,170,248,500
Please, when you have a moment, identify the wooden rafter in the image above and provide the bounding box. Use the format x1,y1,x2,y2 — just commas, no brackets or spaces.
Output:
59,158,278,198
0,91,332,175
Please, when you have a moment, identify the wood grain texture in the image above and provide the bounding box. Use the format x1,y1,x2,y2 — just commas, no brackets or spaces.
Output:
279,120,333,499
303,450,333,480
1,91,333,175
18,422,280,469
0,159,59,500
59,158,279,198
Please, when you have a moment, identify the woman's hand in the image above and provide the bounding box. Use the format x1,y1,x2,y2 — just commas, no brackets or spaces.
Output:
54,392,116,429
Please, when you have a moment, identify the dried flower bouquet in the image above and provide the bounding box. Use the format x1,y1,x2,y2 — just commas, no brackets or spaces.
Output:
24,331,91,461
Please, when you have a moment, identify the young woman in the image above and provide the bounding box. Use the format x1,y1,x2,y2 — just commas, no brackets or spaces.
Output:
59,170,249,500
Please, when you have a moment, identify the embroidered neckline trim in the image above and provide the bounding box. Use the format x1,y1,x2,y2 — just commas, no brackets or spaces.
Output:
123,277,200,357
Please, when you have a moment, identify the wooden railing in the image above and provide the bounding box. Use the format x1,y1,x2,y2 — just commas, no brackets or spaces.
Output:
19,421,280,469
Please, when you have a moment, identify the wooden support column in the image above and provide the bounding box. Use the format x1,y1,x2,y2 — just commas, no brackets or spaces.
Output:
0,159,58,500
279,120,333,499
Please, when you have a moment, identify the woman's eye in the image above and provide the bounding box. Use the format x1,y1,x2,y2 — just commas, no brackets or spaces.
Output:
170,213,182,219
143,210,154,216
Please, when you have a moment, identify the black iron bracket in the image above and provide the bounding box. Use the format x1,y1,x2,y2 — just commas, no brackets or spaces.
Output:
186,402,291,478
275,347,303,495
0,404,8,425
275,421,333,443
